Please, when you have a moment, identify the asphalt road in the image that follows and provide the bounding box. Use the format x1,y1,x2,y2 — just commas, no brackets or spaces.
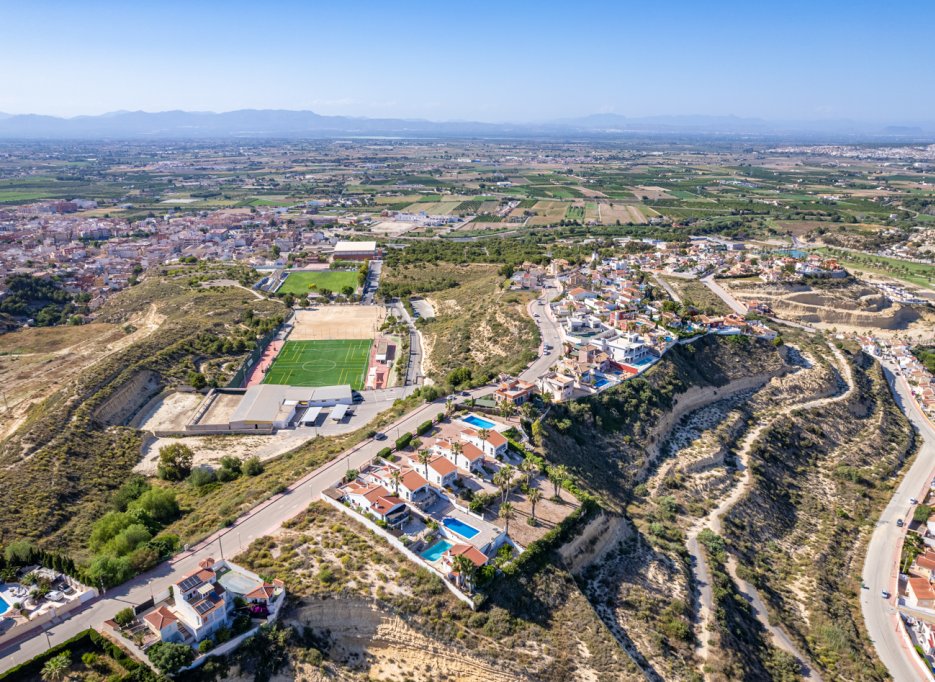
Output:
700,274,747,315
0,395,457,669
519,281,563,383
0,286,559,670
860,363,935,682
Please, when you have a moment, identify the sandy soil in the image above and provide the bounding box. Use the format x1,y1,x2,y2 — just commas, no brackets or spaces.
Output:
0,304,165,441
136,391,204,431
290,305,385,341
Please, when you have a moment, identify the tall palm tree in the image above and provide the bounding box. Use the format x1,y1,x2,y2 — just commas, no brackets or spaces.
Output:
478,427,490,443
417,449,432,479
527,487,543,524
41,652,71,682
451,440,462,465
451,554,475,593
549,464,570,498
499,502,514,538
390,469,401,496
520,457,540,487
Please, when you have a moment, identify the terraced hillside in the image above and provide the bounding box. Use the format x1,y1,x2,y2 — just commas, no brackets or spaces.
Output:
534,332,914,680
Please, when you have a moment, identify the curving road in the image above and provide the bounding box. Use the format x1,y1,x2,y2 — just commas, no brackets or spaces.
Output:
860,363,935,682
0,282,565,672
700,268,935,680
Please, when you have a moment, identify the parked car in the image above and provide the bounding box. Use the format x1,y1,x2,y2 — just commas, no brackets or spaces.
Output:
897,518,904,527
374,432,387,441
881,590,890,599
352,391,364,403
446,394,458,402
910,497,918,505
460,391,471,397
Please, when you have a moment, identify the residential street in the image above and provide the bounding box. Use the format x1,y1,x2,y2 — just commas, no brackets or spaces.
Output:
519,280,563,384
0,286,558,671
700,274,747,315
861,364,935,682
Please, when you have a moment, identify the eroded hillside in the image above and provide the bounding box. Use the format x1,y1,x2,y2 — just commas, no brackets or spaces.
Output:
197,502,641,682
0,264,285,555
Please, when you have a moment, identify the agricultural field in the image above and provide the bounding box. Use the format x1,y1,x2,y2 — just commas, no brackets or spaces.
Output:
263,339,372,388
278,270,358,295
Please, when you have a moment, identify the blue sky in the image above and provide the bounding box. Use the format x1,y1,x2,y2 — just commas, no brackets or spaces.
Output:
2,0,933,122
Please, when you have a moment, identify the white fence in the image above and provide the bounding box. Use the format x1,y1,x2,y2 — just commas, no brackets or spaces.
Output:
321,494,476,609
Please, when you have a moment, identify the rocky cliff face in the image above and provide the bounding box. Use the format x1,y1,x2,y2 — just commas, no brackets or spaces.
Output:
541,335,789,509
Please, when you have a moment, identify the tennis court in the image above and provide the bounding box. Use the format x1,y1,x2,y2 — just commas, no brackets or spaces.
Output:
262,339,372,389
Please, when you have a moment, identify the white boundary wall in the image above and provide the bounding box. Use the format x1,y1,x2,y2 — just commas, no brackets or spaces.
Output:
320,493,475,609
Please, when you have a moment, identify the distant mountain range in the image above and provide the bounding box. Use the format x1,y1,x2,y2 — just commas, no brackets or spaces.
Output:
0,109,931,140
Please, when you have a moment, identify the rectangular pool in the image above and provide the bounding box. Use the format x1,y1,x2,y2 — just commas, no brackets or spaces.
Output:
461,414,496,430
442,516,480,539
0,596,8,616
420,539,453,562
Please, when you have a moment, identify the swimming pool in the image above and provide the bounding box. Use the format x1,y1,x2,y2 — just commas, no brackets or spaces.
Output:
0,596,9,616
461,414,496,430
420,539,453,562
442,516,480,539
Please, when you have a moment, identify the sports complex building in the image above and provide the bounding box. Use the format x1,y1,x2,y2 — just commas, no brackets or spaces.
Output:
183,306,398,434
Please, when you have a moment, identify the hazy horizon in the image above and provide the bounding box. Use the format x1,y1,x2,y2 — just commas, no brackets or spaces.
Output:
2,0,934,124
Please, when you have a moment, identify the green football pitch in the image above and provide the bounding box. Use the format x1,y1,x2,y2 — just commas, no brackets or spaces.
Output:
262,339,372,389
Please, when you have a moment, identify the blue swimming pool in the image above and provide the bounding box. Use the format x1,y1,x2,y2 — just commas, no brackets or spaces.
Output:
594,377,612,388
461,414,496,430
420,539,453,562
443,516,480,539
0,596,9,616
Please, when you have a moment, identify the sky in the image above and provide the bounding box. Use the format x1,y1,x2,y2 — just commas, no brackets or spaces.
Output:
1,0,933,123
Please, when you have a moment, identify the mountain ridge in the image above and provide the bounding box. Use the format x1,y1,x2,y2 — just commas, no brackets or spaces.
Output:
0,108,931,140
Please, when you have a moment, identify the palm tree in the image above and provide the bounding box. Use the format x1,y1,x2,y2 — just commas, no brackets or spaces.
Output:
445,397,454,416
527,487,543,524
520,456,540,487
478,427,490,443
417,449,432,479
494,464,514,504
451,554,476,593
549,464,570,498
41,651,71,682
390,469,401,496
451,440,463,464
499,502,514,538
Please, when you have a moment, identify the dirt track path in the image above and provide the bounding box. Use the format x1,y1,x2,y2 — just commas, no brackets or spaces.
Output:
685,343,854,681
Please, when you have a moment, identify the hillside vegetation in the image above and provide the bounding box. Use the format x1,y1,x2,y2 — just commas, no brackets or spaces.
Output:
722,351,913,680
541,335,787,509
0,264,284,560
194,501,641,681
380,262,540,384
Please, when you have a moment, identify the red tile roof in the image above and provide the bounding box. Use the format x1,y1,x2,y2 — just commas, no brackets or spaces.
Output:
143,606,178,630
446,543,488,567
429,455,457,476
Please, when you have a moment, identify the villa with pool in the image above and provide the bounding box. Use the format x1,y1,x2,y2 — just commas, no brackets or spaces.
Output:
327,411,523,594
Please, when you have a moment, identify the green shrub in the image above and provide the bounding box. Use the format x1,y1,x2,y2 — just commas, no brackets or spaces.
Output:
188,466,218,488
243,456,264,476
395,432,413,450
416,420,433,435
114,607,135,627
